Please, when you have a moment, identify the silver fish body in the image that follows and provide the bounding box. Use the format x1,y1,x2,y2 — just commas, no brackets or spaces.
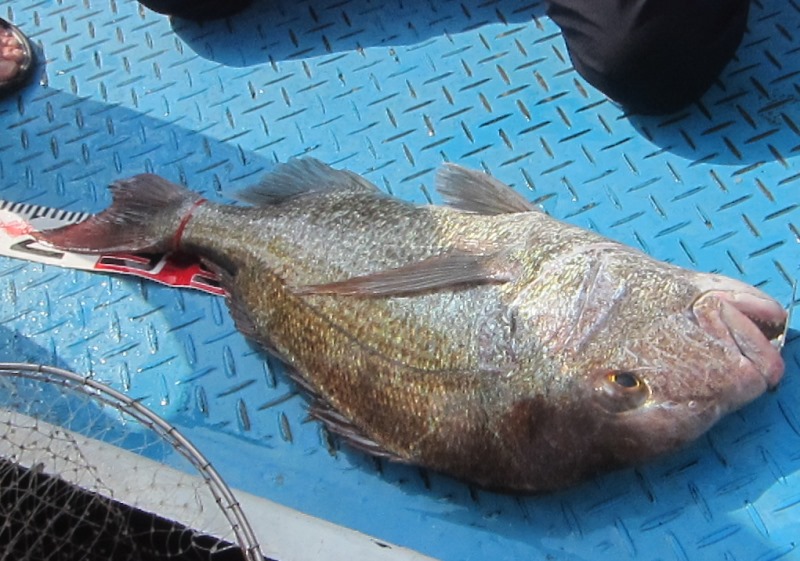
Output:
35,159,787,492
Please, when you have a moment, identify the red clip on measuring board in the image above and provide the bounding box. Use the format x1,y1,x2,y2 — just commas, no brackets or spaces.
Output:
0,200,224,296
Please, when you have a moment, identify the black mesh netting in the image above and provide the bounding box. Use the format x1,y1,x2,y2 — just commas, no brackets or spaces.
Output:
0,364,265,561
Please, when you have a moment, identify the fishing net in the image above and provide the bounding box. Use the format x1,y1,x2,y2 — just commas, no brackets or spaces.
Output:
0,363,265,561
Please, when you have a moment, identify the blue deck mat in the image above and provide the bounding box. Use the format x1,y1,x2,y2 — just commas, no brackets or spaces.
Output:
1,0,798,559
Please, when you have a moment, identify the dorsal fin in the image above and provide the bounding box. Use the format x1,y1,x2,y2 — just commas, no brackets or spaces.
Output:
436,164,538,215
238,158,381,206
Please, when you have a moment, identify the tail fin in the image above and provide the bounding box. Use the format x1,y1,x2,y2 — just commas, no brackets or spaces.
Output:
34,174,203,254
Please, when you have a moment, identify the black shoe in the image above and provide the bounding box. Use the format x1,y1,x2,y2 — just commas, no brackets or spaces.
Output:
0,18,35,97
138,0,253,20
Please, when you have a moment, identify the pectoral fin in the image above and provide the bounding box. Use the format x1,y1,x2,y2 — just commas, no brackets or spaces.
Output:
294,251,514,296
437,164,538,215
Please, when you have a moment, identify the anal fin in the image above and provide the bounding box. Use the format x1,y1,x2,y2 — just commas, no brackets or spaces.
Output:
308,402,406,462
198,258,263,345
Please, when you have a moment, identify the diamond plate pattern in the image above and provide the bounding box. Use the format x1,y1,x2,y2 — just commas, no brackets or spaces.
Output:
0,0,798,560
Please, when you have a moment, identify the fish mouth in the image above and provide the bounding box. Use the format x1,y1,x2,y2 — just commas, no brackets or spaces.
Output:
691,281,787,390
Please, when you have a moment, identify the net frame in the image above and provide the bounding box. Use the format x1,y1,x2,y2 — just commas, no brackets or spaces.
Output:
0,362,264,561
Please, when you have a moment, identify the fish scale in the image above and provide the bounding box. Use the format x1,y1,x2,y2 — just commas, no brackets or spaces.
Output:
184,196,501,371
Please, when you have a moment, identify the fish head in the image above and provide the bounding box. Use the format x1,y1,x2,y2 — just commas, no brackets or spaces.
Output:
510,245,788,485
559,255,788,467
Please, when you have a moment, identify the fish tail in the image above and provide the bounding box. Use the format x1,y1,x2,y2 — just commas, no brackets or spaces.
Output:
34,174,205,254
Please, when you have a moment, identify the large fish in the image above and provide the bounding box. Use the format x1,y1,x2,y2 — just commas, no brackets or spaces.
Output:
34,158,787,492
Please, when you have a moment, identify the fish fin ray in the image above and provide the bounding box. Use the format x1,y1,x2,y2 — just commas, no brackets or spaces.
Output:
238,158,381,206
294,250,514,296
226,293,260,342
200,258,261,341
34,174,199,253
436,164,538,215
309,402,405,461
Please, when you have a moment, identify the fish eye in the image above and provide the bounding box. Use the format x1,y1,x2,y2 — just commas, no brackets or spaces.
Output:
608,371,640,389
594,370,649,413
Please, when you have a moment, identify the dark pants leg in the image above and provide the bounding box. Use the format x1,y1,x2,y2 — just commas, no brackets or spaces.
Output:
137,0,252,19
546,0,751,114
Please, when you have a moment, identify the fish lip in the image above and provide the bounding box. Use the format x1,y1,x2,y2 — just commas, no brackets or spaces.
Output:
718,291,788,343
692,289,787,389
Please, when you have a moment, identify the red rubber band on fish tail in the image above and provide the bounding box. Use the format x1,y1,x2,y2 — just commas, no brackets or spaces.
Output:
171,198,207,251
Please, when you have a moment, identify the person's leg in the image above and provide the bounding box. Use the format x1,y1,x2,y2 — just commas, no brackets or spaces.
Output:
0,18,35,96
546,0,750,114
137,0,252,20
